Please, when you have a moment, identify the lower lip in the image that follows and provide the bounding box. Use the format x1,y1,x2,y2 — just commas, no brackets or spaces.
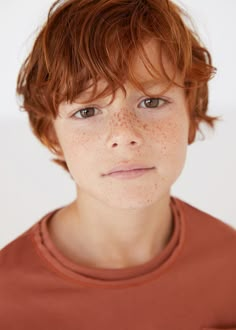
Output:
107,168,155,179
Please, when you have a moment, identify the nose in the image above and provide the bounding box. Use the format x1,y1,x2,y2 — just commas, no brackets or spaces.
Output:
106,108,144,149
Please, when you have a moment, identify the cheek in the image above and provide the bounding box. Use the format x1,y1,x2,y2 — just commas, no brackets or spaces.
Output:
56,130,90,167
58,129,90,154
58,128,104,180
150,117,189,175
152,116,189,148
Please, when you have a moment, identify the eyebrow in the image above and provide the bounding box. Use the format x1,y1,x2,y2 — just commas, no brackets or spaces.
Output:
74,79,163,103
83,79,161,91
140,79,164,88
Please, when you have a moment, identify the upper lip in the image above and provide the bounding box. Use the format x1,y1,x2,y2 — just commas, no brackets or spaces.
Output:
104,163,155,175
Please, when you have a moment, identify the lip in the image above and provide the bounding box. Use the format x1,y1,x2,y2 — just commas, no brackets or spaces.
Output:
104,164,155,175
107,168,155,179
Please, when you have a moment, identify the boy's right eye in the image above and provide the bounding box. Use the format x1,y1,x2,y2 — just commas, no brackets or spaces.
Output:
73,107,98,120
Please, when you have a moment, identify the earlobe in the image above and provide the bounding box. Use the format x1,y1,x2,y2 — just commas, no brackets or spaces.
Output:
48,124,59,144
53,141,65,160
188,123,196,144
47,124,65,160
55,148,65,161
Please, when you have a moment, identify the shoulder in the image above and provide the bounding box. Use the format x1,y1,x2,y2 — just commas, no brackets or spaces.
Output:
0,223,37,272
173,196,236,257
0,209,59,301
0,208,56,271
0,224,36,303
174,196,236,236
173,196,236,266
173,197,236,307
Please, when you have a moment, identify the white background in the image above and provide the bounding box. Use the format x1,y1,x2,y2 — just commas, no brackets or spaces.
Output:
0,0,235,249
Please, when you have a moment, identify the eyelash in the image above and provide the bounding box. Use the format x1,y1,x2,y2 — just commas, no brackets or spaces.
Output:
71,97,170,120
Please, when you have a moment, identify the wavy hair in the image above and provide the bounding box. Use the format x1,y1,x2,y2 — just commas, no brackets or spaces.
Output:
16,0,219,173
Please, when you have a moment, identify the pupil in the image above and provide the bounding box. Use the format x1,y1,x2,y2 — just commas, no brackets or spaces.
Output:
146,98,158,107
82,108,94,117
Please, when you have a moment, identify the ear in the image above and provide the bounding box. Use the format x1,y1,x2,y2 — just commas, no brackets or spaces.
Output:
188,124,195,144
188,119,198,144
47,124,65,160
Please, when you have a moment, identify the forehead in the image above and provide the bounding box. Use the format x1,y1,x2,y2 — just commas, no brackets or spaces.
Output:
132,39,176,80
81,40,176,94
80,79,168,98
59,39,183,109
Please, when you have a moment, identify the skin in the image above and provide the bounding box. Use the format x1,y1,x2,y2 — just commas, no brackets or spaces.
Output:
48,39,190,269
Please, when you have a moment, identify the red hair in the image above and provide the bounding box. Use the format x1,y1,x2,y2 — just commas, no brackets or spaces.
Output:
16,0,219,173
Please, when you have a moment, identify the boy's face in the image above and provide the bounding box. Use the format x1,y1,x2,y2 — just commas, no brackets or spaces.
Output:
53,39,190,209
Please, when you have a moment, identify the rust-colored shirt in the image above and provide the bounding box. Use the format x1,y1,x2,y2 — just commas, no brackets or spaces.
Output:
1,196,236,330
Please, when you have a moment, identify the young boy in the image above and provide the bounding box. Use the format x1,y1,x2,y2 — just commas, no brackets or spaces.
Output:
1,0,235,329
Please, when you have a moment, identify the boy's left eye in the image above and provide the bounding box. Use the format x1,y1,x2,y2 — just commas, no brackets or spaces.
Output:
141,97,167,108
72,97,168,120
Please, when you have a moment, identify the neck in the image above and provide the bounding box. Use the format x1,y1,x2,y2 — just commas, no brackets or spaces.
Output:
48,193,174,269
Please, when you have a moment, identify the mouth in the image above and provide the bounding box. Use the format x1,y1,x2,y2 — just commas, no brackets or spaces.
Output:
111,167,153,173
105,167,155,179
105,163,155,176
